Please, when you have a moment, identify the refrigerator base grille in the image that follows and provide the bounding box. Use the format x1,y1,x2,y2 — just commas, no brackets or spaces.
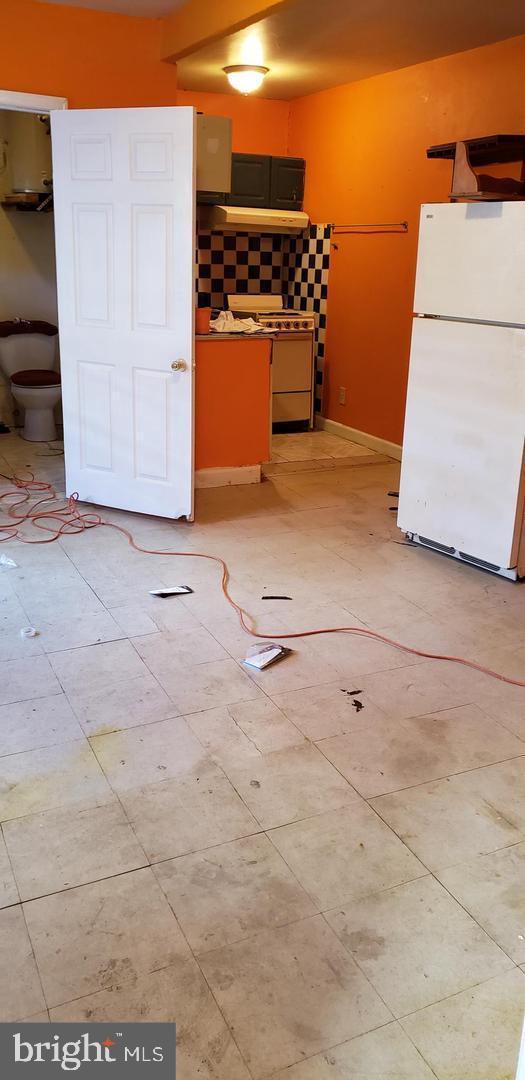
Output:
405,532,519,581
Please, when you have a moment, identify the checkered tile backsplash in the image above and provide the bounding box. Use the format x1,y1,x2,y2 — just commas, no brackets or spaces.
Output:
196,232,284,309
283,224,331,413
196,223,331,414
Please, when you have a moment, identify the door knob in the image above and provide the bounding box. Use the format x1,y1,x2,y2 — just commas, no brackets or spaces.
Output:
171,359,186,372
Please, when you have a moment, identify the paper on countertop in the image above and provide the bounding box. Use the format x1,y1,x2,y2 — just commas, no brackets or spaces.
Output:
209,310,272,335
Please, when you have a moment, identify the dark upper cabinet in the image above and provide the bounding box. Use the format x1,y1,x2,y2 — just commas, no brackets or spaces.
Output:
270,157,305,210
227,154,271,207
226,153,305,210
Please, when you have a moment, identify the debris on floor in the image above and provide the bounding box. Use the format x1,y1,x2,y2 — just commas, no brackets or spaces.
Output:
340,688,365,711
20,626,38,638
149,585,194,598
0,554,17,567
261,594,293,600
243,642,292,670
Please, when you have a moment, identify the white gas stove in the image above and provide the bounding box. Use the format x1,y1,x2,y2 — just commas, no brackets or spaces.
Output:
228,294,315,332
228,294,315,430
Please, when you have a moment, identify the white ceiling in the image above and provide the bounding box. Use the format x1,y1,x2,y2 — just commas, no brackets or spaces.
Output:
178,0,525,99
36,0,183,16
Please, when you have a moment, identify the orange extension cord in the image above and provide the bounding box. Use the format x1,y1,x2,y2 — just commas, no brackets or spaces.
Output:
1,468,524,689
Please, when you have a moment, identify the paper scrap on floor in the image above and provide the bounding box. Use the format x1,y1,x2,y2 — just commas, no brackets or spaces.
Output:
243,642,292,670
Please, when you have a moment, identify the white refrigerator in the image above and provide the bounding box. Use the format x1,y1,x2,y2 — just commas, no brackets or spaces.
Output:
398,201,525,579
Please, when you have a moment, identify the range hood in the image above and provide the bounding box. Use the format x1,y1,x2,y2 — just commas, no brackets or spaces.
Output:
198,204,309,235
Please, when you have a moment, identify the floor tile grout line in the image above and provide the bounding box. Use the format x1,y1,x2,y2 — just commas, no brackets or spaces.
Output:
262,816,428,915
318,898,520,1034
367,793,525,873
258,1016,440,1080
0,732,88,762
19,888,48,1019
313,740,525,801
37,959,186,1020
425,863,523,969
396,965,525,1025
18,859,152,909
0,817,21,908
147,866,257,1079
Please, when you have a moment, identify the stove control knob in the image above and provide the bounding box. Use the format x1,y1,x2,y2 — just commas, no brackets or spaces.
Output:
284,320,291,329
302,320,309,329
293,320,300,329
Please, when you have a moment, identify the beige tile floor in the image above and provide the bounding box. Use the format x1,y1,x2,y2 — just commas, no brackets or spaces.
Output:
265,430,387,476
0,430,525,1078
271,431,374,462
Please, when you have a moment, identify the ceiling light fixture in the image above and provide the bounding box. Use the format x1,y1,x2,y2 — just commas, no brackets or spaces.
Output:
223,65,269,95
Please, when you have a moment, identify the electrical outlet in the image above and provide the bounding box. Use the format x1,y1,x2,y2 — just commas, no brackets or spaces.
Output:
338,387,346,405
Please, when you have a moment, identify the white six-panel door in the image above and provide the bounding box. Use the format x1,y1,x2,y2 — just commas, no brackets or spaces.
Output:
51,107,195,518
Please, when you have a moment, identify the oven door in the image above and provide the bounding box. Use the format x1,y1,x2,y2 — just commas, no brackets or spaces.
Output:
272,332,314,427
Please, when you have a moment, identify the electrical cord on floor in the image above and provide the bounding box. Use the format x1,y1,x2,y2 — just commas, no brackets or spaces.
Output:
0,468,524,689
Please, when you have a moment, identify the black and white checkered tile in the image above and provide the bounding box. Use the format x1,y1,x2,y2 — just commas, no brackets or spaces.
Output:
283,224,331,414
196,232,284,310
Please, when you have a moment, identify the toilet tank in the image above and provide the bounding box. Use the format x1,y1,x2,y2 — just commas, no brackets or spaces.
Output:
0,333,58,378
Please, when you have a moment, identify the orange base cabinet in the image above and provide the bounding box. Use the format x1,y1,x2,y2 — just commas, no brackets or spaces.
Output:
194,337,271,470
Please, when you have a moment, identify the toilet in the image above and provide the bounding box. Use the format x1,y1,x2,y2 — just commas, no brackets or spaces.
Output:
0,320,61,441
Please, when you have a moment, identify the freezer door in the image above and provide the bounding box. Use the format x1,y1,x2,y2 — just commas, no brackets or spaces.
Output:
398,317,525,569
414,202,525,324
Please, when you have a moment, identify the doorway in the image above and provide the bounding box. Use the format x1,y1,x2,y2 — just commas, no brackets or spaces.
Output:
0,90,66,443
0,95,196,520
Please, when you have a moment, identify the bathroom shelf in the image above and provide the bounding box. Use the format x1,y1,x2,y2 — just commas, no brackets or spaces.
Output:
1,193,53,212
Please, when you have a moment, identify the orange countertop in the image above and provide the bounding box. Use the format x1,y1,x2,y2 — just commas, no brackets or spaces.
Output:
195,336,272,470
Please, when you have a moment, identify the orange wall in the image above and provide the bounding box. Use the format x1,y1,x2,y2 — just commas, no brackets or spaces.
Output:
0,0,178,107
0,0,289,153
195,338,271,468
0,0,290,156
289,33,525,445
177,89,290,155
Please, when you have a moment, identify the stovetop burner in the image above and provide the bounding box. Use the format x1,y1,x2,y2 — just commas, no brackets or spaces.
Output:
227,295,315,332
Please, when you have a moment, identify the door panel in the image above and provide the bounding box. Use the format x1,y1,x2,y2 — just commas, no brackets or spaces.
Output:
227,153,270,208
73,204,113,325
398,317,525,568
414,201,525,323
51,106,195,518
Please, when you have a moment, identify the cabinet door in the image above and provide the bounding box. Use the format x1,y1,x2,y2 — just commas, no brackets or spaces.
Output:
227,153,270,207
270,157,305,210
272,336,313,392
196,115,231,196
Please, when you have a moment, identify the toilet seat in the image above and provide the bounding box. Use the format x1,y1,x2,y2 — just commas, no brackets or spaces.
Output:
11,369,61,388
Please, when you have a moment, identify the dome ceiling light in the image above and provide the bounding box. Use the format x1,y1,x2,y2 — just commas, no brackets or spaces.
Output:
223,65,269,94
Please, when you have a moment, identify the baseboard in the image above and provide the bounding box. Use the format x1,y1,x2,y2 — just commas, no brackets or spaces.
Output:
316,416,402,461
195,464,261,488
